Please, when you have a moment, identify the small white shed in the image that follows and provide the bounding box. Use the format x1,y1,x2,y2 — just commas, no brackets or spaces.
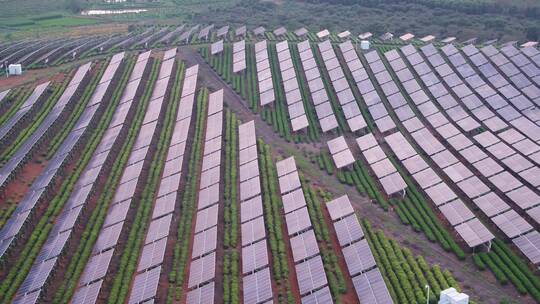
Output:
8,64,22,75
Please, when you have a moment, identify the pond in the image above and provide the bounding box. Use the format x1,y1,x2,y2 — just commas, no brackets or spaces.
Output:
81,8,148,16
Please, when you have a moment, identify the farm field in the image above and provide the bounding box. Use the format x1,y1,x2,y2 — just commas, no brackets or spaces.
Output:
0,16,540,304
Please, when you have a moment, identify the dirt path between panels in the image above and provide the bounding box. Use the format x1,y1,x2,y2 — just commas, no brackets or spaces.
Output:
177,45,532,304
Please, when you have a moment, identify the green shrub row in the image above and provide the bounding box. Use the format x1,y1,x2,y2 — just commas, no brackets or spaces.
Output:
257,140,291,300
267,42,294,142
222,110,239,303
223,110,238,249
258,140,288,279
223,252,240,304
476,240,540,301
167,87,208,302
362,220,461,304
0,56,134,303
349,162,388,210
51,56,153,304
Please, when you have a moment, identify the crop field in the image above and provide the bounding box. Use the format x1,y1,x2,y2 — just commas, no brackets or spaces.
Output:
0,18,540,304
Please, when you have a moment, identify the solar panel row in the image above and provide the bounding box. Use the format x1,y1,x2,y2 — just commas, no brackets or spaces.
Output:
198,24,214,40
0,82,50,142
318,40,366,132
0,89,9,104
179,25,200,43
297,40,338,132
255,41,275,106
187,88,223,301
324,194,392,304
356,133,406,195
232,40,246,73
317,29,330,39
216,25,229,38
157,25,185,45
134,27,171,49
11,53,130,303
127,60,198,304
276,40,309,131
237,120,274,303
273,26,287,36
68,52,175,304
295,27,308,37
253,26,265,36
235,25,247,37
338,41,396,133
326,136,355,168
363,49,419,133
275,157,330,299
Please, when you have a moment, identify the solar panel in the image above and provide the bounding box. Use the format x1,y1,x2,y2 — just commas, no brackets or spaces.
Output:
241,195,263,223
287,28,306,39
194,204,219,233
71,280,102,304
343,239,376,276
285,207,312,236
439,200,475,226
379,172,407,195
137,237,167,272
333,214,364,247
188,252,216,288
290,229,320,263
295,255,328,295
240,177,262,201
145,214,172,244
187,281,215,304
327,136,349,154
326,195,354,221
192,226,217,259
301,286,333,304
242,216,267,246
128,266,161,304
352,268,394,304
216,25,229,37
239,145,258,166
276,157,296,177
454,218,494,248
79,250,114,285
513,231,540,264
242,239,269,274
253,26,265,36
492,210,533,239
235,26,247,37
274,27,287,36
243,267,273,304
282,188,307,214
